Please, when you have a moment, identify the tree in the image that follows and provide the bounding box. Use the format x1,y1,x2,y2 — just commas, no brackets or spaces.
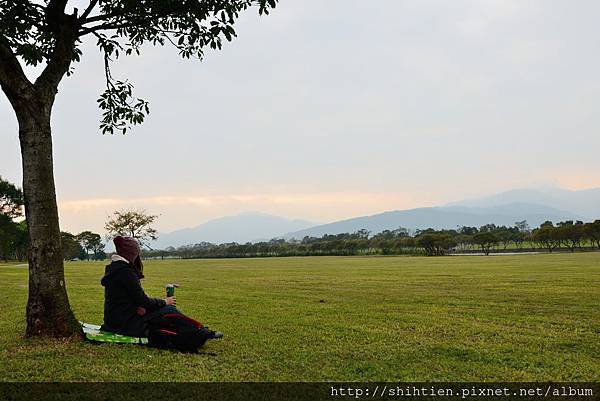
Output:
417,232,457,256
0,214,18,261
76,231,95,260
0,0,277,337
494,226,514,250
479,223,498,233
511,229,528,249
90,237,106,260
13,221,28,261
532,222,560,253
512,220,531,249
472,232,498,256
0,177,24,261
0,176,24,219
515,220,530,234
584,220,600,249
105,209,158,246
354,229,370,240
76,231,104,260
61,231,84,260
555,221,585,252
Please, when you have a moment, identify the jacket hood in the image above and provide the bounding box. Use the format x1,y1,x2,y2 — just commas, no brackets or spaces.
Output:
101,258,132,287
113,236,140,264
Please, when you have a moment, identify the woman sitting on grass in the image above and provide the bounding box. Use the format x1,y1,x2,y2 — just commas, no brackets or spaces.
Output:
101,235,223,340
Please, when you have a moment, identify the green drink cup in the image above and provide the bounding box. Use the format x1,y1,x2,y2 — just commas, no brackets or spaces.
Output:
165,283,179,297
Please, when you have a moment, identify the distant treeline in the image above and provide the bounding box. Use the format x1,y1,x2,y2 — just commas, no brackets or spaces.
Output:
0,225,106,262
2,176,109,262
143,220,600,259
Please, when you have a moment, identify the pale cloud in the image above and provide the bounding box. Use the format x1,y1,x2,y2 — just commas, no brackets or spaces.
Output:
457,0,534,36
57,191,426,234
552,172,600,192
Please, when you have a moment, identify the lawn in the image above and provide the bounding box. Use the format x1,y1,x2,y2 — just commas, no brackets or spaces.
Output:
0,253,598,382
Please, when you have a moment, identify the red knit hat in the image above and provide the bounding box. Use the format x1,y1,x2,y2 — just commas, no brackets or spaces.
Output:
113,236,140,264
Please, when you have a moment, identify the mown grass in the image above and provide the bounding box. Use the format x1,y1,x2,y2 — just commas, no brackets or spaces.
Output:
0,253,598,382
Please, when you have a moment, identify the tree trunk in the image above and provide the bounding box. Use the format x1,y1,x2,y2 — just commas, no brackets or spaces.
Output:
16,101,80,337
0,5,80,337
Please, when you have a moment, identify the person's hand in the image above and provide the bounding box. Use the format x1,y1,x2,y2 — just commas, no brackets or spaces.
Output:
165,296,177,306
136,306,147,316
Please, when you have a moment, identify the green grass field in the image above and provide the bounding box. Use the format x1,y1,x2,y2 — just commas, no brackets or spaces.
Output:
0,254,598,382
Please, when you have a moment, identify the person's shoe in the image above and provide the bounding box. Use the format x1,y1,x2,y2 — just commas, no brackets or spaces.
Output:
200,326,224,340
207,330,224,339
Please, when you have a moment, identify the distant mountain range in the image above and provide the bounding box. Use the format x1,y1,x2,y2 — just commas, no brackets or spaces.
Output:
446,187,600,219
282,203,580,240
151,187,600,249
150,212,315,249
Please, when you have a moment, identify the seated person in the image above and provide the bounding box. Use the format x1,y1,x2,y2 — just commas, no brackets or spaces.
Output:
101,235,222,340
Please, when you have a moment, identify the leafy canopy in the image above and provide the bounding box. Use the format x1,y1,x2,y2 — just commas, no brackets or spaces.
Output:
0,0,277,133
105,208,158,247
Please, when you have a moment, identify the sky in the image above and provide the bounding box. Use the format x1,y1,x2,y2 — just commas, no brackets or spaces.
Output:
1,0,600,234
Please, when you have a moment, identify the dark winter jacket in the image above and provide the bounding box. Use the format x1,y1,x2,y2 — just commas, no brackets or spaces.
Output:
101,255,166,336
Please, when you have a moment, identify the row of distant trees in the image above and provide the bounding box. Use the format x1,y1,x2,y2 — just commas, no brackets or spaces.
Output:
413,220,600,256
144,220,600,259
4,175,600,261
532,220,600,253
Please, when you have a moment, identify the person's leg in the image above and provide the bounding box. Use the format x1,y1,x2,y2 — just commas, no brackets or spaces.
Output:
145,305,223,340
151,305,182,316
141,305,183,335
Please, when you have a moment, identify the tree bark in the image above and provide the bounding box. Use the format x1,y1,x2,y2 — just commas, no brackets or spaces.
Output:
15,99,80,337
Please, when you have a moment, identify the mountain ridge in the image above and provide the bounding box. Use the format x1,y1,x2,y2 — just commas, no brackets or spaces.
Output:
150,212,316,249
150,187,600,248
281,202,582,240
446,187,600,218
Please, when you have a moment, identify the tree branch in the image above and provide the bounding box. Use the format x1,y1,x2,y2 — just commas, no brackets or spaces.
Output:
79,21,138,37
0,35,34,102
45,0,69,32
82,11,125,25
34,27,77,99
79,0,99,22
34,3,78,100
